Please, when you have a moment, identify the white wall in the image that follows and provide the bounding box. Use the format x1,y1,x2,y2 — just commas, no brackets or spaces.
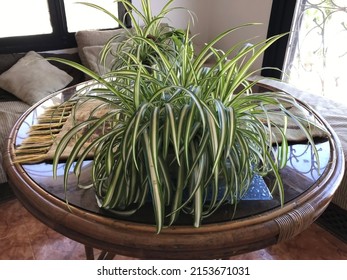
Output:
208,0,273,71
133,0,273,70
161,0,211,47
132,0,210,46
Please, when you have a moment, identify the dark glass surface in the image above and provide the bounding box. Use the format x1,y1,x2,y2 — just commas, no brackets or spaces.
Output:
14,84,332,226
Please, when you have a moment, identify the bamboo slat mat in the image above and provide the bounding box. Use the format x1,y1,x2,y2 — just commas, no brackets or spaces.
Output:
14,100,109,164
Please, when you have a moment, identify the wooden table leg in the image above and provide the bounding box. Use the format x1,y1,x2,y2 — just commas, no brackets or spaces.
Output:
84,246,116,260
85,246,95,260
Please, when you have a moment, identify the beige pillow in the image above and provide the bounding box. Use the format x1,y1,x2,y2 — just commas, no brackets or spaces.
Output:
75,29,126,68
82,44,120,75
0,51,73,105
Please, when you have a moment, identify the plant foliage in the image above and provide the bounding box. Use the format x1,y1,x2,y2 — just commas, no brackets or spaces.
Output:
49,0,324,233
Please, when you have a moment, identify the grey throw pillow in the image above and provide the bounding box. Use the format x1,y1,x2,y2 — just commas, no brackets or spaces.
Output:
0,51,73,105
75,29,125,68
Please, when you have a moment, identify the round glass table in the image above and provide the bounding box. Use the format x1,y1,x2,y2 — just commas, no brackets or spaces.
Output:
4,81,345,259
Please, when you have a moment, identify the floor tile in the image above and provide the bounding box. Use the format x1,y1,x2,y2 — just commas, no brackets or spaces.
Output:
1,198,346,260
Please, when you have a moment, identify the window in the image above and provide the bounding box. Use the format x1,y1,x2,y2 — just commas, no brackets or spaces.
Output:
263,0,347,104
0,0,52,38
261,0,297,79
0,0,130,54
63,0,119,32
283,0,347,103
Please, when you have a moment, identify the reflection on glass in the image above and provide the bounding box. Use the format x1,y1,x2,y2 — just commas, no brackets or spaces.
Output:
16,93,63,146
286,142,329,181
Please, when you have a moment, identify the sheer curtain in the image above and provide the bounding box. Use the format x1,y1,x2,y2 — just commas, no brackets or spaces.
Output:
282,0,347,103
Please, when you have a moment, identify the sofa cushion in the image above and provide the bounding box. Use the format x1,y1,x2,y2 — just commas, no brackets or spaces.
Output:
0,100,30,184
0,89,18,101
75,29,125,69
82,44,120,75
40,52,85,86
0,53,26,74
0,51,73,105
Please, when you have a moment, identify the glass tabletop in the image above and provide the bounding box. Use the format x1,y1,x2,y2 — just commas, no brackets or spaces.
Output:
13,82,333,226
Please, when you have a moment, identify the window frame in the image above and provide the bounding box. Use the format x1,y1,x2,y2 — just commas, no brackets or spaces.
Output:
0,0,131,54
261,0,297,78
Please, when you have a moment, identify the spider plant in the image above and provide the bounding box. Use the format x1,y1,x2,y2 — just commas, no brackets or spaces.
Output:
49,0,324,233
78,0,191,69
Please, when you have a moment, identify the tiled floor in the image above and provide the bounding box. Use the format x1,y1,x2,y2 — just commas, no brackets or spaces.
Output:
1,198,347,260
